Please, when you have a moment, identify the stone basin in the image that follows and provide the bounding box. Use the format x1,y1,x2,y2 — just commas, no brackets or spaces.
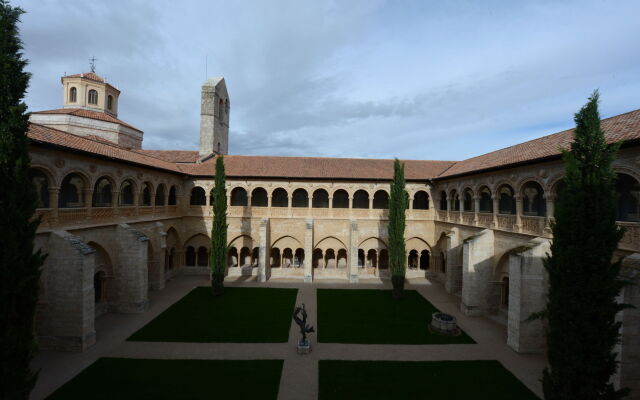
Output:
430,312,458,335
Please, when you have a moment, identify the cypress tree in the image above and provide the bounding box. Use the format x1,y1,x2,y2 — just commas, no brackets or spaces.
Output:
388,158,408,299
210,155,227,296
542,91,629,399
0,1,46,398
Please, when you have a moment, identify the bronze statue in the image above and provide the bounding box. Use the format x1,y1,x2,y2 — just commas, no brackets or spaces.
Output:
293,303,314,345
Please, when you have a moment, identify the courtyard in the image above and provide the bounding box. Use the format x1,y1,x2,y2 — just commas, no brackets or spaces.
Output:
33,275,544,399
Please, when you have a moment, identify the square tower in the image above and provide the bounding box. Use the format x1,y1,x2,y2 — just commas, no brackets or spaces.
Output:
200,77,229,157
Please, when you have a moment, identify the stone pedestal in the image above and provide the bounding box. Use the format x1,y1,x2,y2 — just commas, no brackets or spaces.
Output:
461,229,495,316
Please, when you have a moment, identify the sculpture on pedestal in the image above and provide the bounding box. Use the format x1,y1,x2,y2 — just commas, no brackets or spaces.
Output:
293,303,314,353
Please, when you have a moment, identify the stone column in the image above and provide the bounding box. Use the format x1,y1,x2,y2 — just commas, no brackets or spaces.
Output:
84,188,93,221
304,219,313,282
491,195,499,229
349,220,359,283
258,218,270,282
461,229,495,316
444,227,462,294
507,238,550,353
49,187,60,223
445,194,451,222
267,194,271,208
473,195,480,225
457,196,463,223
514,194,523,232
112,190,120,217
115,224,149,313
543,193,555,234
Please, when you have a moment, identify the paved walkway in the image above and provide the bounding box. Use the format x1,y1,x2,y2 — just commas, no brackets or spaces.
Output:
31,275,545,399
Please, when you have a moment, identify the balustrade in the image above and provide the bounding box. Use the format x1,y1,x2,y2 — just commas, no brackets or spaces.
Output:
496,214,516,231
477,213,493,227
521,215,545,235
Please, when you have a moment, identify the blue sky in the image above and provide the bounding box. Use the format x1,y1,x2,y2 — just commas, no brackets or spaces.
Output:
14,0,640,161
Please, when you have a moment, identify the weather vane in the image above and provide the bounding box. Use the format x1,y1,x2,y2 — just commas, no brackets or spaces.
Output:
89,56,97,73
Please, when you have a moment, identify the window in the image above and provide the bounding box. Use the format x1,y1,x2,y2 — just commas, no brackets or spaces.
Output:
230,187,248,206
272,188,288,207
479,187,492,213
88,89,98,105
107,95,113,110
69,87,77,103
190,187,206,205
413,191,429,210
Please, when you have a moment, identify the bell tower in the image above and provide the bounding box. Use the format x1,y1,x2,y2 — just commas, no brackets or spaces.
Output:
199,77,229,157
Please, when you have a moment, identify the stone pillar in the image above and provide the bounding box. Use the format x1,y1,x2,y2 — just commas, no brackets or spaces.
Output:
616,254,640,394
37,231,96,351
491,195,499,228
445,194,451,222
507,238,550,353
267,194,272,208
304,219,314,282
84,188,93,221
444,227,462,294
349,220,359,283
49,187,60,223
112,190,120,216
543,193,555,234
514,194,523,232
258,218,270,282
461,229,495,316
473,195,480,225
368,196,373,210
115,224,149,313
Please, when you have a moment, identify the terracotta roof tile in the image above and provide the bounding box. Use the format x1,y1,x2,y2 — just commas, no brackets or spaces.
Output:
31,108,141,132
437,109,640,178
28,123,180,173
138,150,200,163
65,72,105,83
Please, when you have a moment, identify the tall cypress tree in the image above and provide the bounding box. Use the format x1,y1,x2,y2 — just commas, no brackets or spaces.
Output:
0,1,46,398
388,158,408,299
210,155,227,296
542,91,629,399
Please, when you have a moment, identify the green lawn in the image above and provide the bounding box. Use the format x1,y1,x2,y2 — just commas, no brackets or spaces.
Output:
319,360,539,400
47,358,283,400
128,287,298,342
317,289,474,344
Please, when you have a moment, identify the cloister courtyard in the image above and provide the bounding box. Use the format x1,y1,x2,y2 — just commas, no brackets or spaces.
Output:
33,275,543,399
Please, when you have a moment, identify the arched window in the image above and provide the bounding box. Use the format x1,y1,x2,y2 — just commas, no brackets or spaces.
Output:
197,247,208,266
141,182,152,206
450,190,460,211
107,95,113,110
272,188,288,207
498,185,516,214
463,189,473,212
92,177,113,207
69,87,77,103
88,89,98,105
522,181,546,216
332,189,349,208
190,187,206,205
186,246,196,266
59,173,85,208
439,191,447,211
312,189,329,208
408,250,419,269
292,189,308,208
155,184,166,206
352,190,369,209
373,190,389,209
413,191,429,210
230,187,248,206
120,180,135,206
251,188,268,207
168,186,177,205
30,169,49,208
420,250,430,270
479,187,492,213
616,173,640,222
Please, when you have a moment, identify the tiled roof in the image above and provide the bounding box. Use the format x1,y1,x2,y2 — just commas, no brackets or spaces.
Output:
138,150,200,163
437,109,640,178
65,72,105,83
31,108,142,132
179,155,455,181
28,124,181,173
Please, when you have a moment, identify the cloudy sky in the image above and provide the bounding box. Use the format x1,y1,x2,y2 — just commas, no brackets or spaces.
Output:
14,0,640,161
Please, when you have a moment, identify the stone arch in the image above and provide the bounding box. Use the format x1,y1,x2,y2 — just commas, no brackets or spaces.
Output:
516,176,548,195
168,185,178,205
405,237,431,252
521,180,546,216
251,187,268,207
92,175,115,207
119,179,137,206
155,183,167,206
271,187,288,207
292,188,309,208
272,235,303,249
230,187,248,206
412,190,429,210
496,183,516,214
165,227,180,271
87,241,114,317
30,164,57,187
478,185,492,213
140,181,154,206
190,186,206,205
332,189,349,208
229,234,254,249
358,237,388,251
616,172,640,222
352,189,369,209
373,190,389,209
315,236,347,251
30,167,52,208
439,190,448,210
312,188,329,208
184,233,210,249
59,171,89,208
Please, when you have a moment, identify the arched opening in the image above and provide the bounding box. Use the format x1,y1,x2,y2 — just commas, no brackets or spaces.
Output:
165,228,180,271
366,249,377,268
450,190,460,211
155,184,166,206
357,249,365,267
92,177,113,207
197,246,208,267
353,190,369,209
190,187,206,205
413,191,429,210
271,248,281,268
441,251,446,273
30,169,50,208
89,241,113,318
231,187,248,206
282,248,293,268
168,186,177,205
373,190,389,209
294,248,304,268
408,249,419,269
501,276,509,307
616,173,640,222
324,249,336,268
165,247,175,272
251,188,268,207
252,247,259,266
522,181,546,216
240,247,251,266
228,247,238,267
119,180,135,206
59,173,85,208
498,185,516,214
272,188,288,207
479,186,492,213
313,249,323,268
94,271,106,303
69,86,77,103
337,249,348,268
378,249,389,269
88,89,98,105
312,189,329,208
141,182,152,206
186,246,196,266
292,189,308,207
420,250,430,270
332,189,349,208
463,189,473,212
107,94,114,110
439,191,447,210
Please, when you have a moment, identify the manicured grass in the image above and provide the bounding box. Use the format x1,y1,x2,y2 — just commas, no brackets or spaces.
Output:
319,360,539,400
317,289,474,344
48,358,283,400
128,287,298,342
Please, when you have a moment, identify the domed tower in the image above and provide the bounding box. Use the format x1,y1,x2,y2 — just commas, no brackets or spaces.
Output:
199,77,229,157
61,72,121,117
